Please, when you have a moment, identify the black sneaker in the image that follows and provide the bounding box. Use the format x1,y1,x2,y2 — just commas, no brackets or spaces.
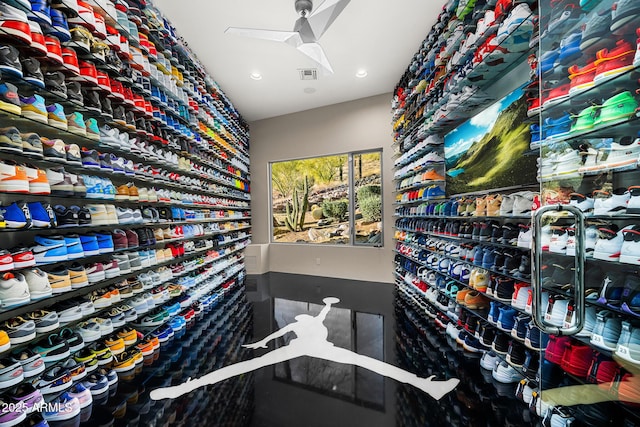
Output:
506,341,527,367
53,205,79,227
66,81,83,104
100,96,113,120
501,223,519,245
20,57,44,88
491,222,503,242
113,105,126,126
125,110,136,129
494,277,515,301
82,88,101,112
67,206,89,225
44,71,67,99
491,332,510,355
0,45,22,78
157,207,172,222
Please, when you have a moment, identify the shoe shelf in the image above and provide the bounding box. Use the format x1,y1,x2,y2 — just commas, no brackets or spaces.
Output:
0,109,249,198
1,263,246,405
0,151,243,204
396,278,536,381
395,228,530,253
396,179,446,193
0,217,250,235
0,237,248,325
395,10,537,145
393,161,445,183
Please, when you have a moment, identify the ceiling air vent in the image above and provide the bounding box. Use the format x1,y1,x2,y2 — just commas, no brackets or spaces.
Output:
299,68,318,81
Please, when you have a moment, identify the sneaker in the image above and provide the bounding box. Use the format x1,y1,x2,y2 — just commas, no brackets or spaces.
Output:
0,272,30,308
0,2,31,45
22,268,51,300
492,360,523,383
66,111,86,135
81,372,108,395
593,225,624,261
0,161,29,193
591,310,622,351
67,383,91,409
20,94,47,123
37,366,73,395
47,267,71,293
10,349,44,378
21,132,43,159
3,317,35,344
0,82,21,116
27,310,59,334
0,127,23,154
615,320,640,365
32,334,70,363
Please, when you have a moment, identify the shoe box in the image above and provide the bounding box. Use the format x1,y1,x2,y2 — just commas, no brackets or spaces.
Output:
0,0,252,425
392,0,640,425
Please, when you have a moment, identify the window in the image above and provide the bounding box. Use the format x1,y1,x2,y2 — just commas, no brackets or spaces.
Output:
270,150,382,246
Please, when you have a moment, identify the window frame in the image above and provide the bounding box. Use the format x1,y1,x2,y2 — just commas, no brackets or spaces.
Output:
268,149,383,247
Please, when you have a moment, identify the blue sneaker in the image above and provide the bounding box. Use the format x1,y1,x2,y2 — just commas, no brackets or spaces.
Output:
150,85,161,102
163,302,180,316
63,235,84,259
102,178,116,200
168,317,185,332
488,301,502,324
497,306,518,332
539,48,560,76
544,112,572,139
79,234,100,256
1,201,30,229
48,8,70,42
558,32,582,65
94,232,114,254
425,185,446,200
27,0,51,26
82,175,104,199
31,235,67,264
27,201,55,228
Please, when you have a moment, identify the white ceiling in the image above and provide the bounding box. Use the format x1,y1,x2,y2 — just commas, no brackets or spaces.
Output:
153,0,447,122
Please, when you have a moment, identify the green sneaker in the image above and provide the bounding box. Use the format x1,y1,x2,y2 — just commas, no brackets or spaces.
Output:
594,91,638,126
571,105,599,133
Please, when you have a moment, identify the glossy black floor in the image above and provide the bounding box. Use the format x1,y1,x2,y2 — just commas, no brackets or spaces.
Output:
243,273,640,427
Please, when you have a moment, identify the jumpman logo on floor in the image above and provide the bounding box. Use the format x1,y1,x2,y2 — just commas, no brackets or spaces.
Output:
150,297,460,401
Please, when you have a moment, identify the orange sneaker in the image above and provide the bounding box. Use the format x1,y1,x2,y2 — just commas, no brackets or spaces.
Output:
0,330,10,352
24,165,50,195
464,291,490,309
0,161,29,193
456,288,472,306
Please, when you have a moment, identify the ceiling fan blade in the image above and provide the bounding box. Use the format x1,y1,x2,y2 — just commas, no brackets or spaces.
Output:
297,42,334,74
307,0,351,40
225,27,301,45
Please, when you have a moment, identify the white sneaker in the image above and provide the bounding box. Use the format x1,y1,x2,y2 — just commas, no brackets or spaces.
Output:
22,268,52,300
593,225,625,261
627,186,640,214
493,360,523,383
86,204,109,225
480,351,499,371
569,193,594,215
545,296,571,328
517,224,532,249
512,191,537,216
549,227,568,254
0,272,30,308
593,189,629,215
585,225,598,258
620,225,640,265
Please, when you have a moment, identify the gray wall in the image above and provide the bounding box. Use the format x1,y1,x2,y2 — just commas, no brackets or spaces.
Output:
247,94,395,283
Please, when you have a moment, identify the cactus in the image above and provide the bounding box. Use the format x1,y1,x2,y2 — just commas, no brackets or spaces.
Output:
284,175,310,232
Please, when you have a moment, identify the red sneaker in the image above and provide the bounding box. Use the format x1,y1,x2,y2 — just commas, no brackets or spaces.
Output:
594,39,636,83
543,82,571,108
11,247,35,268
61,47,80,76
96,71,111,92
0,250,13,272
44,35,63,65
568,59,597,96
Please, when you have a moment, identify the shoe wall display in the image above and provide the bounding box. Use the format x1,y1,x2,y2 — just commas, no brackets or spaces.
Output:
0,0,252,425
393,0,640,425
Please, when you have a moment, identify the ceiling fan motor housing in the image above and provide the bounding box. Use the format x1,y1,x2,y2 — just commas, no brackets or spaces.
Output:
295,0,313,16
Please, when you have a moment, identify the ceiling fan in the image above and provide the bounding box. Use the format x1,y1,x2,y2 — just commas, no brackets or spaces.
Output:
225,0,351,75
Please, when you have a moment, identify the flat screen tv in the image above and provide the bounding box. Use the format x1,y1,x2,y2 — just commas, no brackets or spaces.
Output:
444,84,538,195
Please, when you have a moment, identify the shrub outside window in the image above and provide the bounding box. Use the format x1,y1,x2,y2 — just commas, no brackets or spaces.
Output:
270,150,382,246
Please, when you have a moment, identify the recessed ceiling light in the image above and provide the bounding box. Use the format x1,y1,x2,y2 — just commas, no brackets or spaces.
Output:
250,72,262,81
355,70,368,78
